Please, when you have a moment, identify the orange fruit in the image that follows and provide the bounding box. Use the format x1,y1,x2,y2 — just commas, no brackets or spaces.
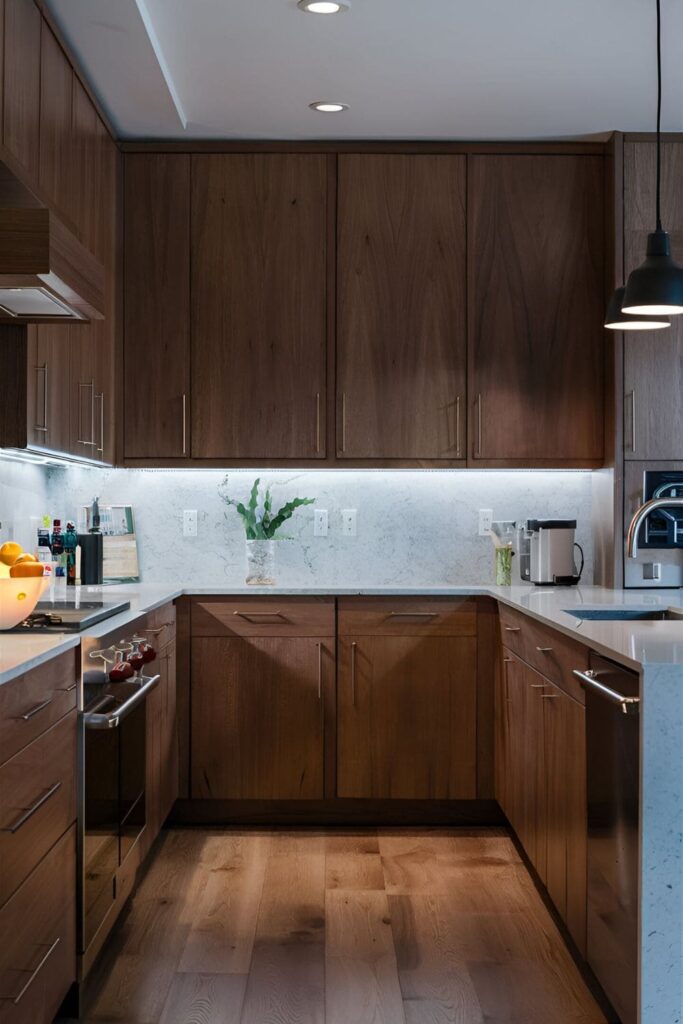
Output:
0,541,23,566
14,552,38,564
9,563,44,578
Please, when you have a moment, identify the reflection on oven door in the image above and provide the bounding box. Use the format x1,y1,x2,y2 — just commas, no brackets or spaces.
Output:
120,699,146,863
83,723,118,950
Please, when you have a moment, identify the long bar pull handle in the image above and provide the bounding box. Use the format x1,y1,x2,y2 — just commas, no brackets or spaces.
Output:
3,937,61,1005
475,393,483,457
627,390,636,453
350,641,357,707
83,674,160,730
541,694,560,699
315,392,321,454
233,611,286,622
95,392,104,455
34,364,48,433
0,782,61,834
19,696,53,721
388,611,439,619
455,395,461,457
317,642,323,700
340,392,347,454
182,393,187,456
572,669,640,715
504,626,521,633
535,646,553,653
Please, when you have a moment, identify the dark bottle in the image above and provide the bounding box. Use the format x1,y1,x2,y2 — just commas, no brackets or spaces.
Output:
65,522,78,585
51,520,65,577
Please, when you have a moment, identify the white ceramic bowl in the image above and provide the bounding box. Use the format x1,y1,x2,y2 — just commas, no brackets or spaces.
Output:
0,576,49,629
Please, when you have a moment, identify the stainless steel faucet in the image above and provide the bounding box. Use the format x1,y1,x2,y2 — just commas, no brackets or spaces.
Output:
626,497,683,558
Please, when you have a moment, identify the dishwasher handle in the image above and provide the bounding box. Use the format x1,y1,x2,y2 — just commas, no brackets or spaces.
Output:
83,674,160,730
573,669,640,715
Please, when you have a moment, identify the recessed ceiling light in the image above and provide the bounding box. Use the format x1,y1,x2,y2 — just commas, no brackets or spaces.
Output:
297,1,350,13
309,101,348,113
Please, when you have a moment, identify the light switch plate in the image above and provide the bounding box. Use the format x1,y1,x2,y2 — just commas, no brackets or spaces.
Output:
342,509,357,537
478,509,493,536
183,509,198,537
314,508,328,537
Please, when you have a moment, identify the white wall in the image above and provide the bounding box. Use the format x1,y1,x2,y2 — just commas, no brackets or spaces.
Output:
43,467,594,587
0,458,52,553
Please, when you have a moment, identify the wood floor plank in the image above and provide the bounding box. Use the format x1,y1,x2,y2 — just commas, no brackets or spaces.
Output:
326,890,406,1024
158,973,247,1024
325,832,385,891
178,833,270,973
239,833,326,1024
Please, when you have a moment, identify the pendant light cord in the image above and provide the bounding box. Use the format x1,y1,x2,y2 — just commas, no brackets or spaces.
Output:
656,0,662,231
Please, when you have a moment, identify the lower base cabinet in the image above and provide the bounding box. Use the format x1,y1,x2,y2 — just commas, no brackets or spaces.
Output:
497,648,587,955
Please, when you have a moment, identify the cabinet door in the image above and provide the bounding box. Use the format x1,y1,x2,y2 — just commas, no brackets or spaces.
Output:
468,155,604,463
624,142,683,460
39,24,73,222
71,77,99,254
68,318,113,462
337,155,466,460
26,324,71,453
144,655,163,854
3,0,40,183
337,635,477,799
504,654,546,879
191,636,327,800
191,154,328,459
124,155,191,458
160,640,178,823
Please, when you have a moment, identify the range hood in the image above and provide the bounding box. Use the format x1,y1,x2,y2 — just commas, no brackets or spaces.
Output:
0,206,105,323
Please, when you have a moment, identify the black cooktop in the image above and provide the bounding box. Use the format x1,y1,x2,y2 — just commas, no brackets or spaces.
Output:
9,599,131,633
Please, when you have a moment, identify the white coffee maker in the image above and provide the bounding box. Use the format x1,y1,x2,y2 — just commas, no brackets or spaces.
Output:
517,519,584,586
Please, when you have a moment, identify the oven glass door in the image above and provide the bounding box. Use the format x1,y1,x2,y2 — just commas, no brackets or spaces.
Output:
119,700,146,863
83,719,120,950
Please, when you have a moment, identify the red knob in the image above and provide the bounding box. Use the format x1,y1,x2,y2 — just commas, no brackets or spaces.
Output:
109,659,134,681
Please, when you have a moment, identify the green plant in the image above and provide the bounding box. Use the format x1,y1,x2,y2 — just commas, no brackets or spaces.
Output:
220,477,315,540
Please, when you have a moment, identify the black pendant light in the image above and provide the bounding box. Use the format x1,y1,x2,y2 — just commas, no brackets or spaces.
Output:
604,286,669,330
621,0,683,315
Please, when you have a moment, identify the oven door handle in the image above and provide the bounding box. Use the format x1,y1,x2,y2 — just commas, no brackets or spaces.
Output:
83,674,160,730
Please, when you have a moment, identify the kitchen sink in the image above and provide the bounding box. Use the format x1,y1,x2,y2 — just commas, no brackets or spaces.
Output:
564,607,683,621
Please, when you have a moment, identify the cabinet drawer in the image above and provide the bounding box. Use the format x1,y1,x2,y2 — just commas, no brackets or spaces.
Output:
0,712,77,908
192,597,335,637
0,825,76,1024
0,651,77,766
338,598,477,637
498,603,589,704
138,602,176,651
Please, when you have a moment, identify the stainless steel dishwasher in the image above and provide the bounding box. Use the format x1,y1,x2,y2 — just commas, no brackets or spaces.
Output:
573,656,640,1024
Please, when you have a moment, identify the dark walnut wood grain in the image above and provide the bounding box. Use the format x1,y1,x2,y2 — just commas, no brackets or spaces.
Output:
190,153,328,460
468,154,605,463
39,23,73,225
123,154,191,459
3,0,41,182
624,141,683,460
337,154,467,460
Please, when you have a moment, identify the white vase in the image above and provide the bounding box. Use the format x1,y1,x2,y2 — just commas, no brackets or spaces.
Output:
245,539,276,585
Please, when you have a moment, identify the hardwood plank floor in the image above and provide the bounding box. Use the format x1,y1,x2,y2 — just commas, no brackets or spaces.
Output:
66,827,607,1024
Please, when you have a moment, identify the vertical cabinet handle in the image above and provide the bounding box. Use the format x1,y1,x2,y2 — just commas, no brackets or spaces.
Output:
340,392,347,454
315,392,321,454
455,395,461,457
475,393,483,457
77,381,96,446
626,389,636,453
182,393,187,456
34,364,48,433
350,641,357,706
5,937,61,1005
95,392,105,455
317,642,323,700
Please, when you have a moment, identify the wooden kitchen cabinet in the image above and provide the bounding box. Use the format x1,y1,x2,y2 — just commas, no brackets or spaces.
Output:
123,154,191,459
39,22,74,225
25,325,72,453
2,0,41,183
468,154,604,464
623,142,683,460
143,610,178,855
190,153,328,460
336,154,467,461
191,635,329,800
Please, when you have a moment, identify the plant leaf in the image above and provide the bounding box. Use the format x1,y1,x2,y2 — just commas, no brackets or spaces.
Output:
265,496,315,538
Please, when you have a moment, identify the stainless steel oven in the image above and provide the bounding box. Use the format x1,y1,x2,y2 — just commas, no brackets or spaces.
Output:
78,632,159,958
625,466,683,587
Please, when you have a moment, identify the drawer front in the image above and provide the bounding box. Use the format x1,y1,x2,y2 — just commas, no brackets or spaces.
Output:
0,651,77,766
192,598,335,637
498,602,589,704
138,601,176,651
338,597,477,637
0,825,76,1024
0,712,77,908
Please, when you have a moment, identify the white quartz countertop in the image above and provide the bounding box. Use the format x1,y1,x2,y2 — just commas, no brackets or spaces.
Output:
3,581,683,683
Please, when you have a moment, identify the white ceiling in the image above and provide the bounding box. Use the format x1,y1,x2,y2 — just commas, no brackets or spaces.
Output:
45,0,683,140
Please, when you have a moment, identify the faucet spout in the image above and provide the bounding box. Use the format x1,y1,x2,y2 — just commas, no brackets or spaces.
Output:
626,496,683,558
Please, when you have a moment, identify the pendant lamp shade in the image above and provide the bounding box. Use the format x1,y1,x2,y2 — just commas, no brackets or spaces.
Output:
621,230,683,315
605,285,669,330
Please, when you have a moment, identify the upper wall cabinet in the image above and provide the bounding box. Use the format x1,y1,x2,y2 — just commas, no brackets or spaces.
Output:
3,0,41,182
337,155,467,461
190,154,328,460
468,155,605,465
39,23,73,225
124,154,191,459
623,141,683,461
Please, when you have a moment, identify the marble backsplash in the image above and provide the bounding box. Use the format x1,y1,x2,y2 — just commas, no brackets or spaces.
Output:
33,466,594,587
0,458,51,554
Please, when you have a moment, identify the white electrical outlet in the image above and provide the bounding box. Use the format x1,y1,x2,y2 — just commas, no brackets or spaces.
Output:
478,508,493,536
183,509,198,537
314,508,328,537
342,509,357,537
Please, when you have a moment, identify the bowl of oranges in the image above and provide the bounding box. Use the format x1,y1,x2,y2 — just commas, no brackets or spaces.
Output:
0,541,49,629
